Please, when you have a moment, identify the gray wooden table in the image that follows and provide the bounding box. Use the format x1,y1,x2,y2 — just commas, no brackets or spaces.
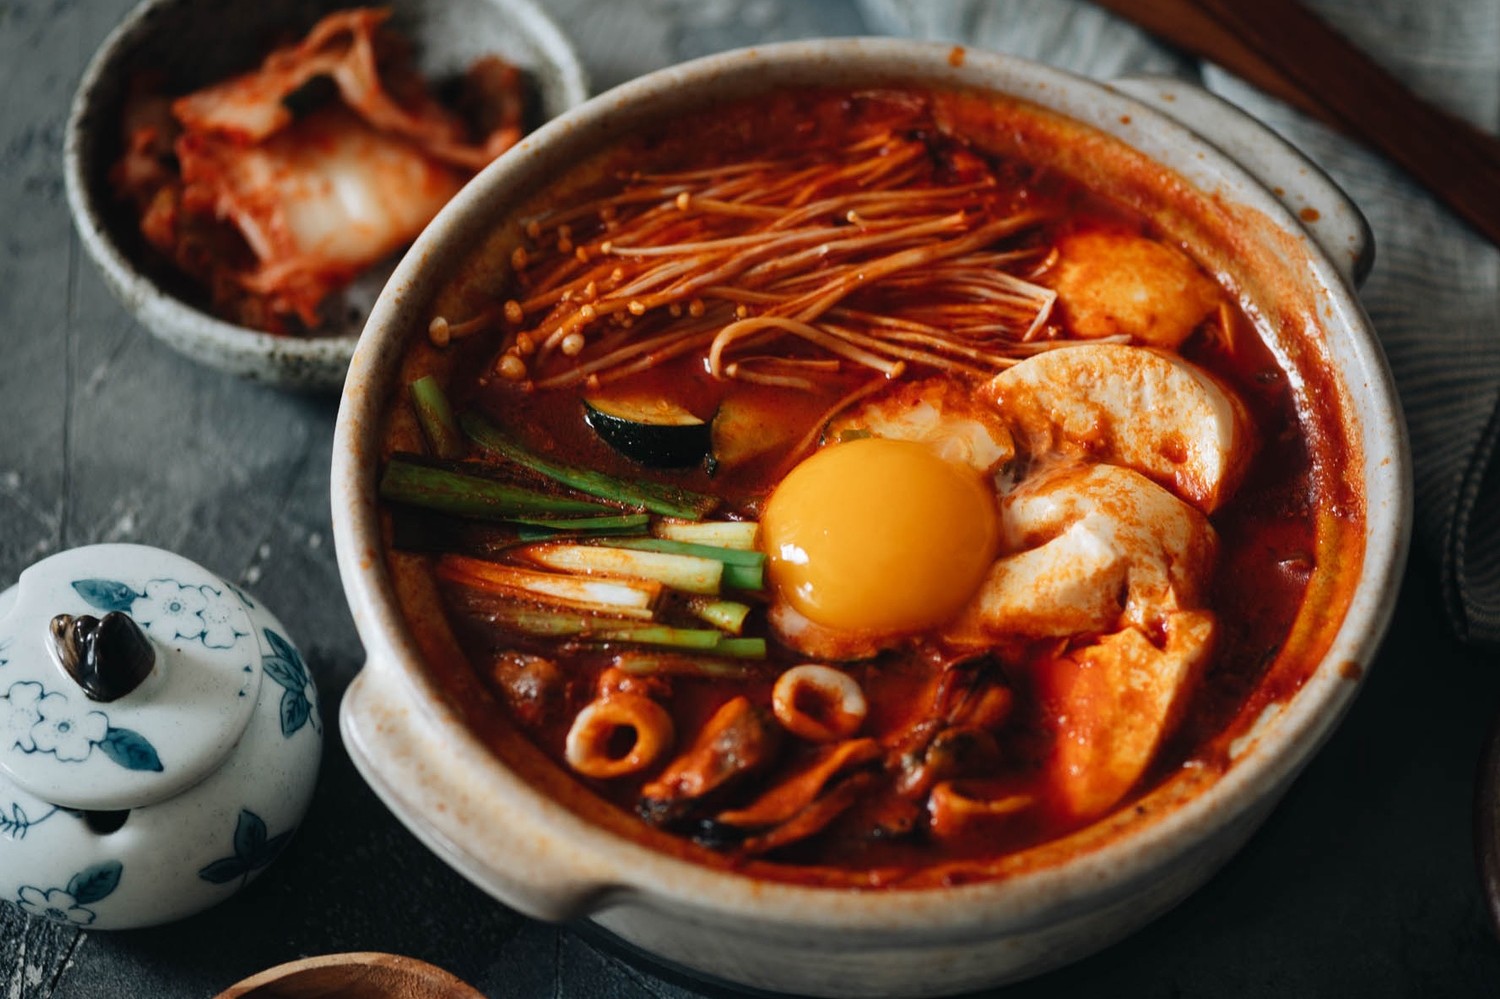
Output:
4,0,1500,996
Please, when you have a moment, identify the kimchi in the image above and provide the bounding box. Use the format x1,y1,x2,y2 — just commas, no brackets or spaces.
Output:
111,8,529,334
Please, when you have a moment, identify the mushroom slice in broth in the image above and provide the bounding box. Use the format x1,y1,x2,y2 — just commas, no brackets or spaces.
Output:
639,696,781,826
702,739,883,854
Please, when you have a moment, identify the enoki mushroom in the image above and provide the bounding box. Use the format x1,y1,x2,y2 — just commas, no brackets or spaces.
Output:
427,118,1074,393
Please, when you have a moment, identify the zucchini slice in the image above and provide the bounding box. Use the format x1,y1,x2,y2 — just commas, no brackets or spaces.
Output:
584,395,711,468
709,391,801,472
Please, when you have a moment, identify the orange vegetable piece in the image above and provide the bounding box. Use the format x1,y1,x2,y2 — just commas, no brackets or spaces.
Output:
1041,610,1216,821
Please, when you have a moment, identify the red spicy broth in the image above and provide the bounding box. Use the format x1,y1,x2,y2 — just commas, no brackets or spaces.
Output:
381,87,1330,887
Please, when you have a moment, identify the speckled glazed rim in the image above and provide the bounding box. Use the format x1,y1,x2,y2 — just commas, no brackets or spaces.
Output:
332,37,1412,977
63,0,588,391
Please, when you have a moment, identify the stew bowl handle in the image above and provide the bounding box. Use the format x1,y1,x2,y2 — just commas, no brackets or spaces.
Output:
340,664,618,923
1111,75,1374,289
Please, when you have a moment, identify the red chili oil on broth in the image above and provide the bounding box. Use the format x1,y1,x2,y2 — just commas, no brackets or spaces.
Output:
391,88,1321,885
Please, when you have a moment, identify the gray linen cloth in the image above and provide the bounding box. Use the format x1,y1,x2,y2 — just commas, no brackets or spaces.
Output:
862,0,1500,647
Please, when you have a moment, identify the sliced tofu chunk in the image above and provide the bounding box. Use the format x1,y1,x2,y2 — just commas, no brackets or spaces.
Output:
1043,230,1221,349
1040,610,1216,820
947,462,1216,641
987,342,1252,512
948,521,1125,640
829,377,1015,475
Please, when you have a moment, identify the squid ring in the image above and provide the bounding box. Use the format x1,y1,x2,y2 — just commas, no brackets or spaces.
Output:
772,664,868,743
565,694,675,779
927,780,1033,841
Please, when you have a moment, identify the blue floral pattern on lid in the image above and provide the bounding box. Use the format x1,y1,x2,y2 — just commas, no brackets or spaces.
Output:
0,681,163,771
0,544,321,931
0,546,262,811
261,630,320,739
0,800,60,839
15,860,122,926
198,809,295,887
73,577,249,649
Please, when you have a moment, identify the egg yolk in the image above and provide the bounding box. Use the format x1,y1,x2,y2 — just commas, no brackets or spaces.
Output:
761,437,999,635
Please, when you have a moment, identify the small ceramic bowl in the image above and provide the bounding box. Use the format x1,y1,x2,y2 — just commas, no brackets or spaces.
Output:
64,0,588,392
0,544,320,930
332,40,1410,998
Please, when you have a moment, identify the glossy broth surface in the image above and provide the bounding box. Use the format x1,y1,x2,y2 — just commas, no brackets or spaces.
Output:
384,88,1333,887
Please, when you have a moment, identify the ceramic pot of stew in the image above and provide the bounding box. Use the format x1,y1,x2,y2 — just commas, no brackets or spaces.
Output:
331,39,1409,998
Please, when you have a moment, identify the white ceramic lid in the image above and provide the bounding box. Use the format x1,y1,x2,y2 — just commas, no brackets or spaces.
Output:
0,544,260,810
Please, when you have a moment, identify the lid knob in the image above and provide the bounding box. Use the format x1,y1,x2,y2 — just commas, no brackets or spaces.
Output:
49,611,156,702
0,544,265,811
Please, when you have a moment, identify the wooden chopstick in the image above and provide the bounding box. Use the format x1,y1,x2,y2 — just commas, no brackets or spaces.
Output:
1090,0,1500,248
